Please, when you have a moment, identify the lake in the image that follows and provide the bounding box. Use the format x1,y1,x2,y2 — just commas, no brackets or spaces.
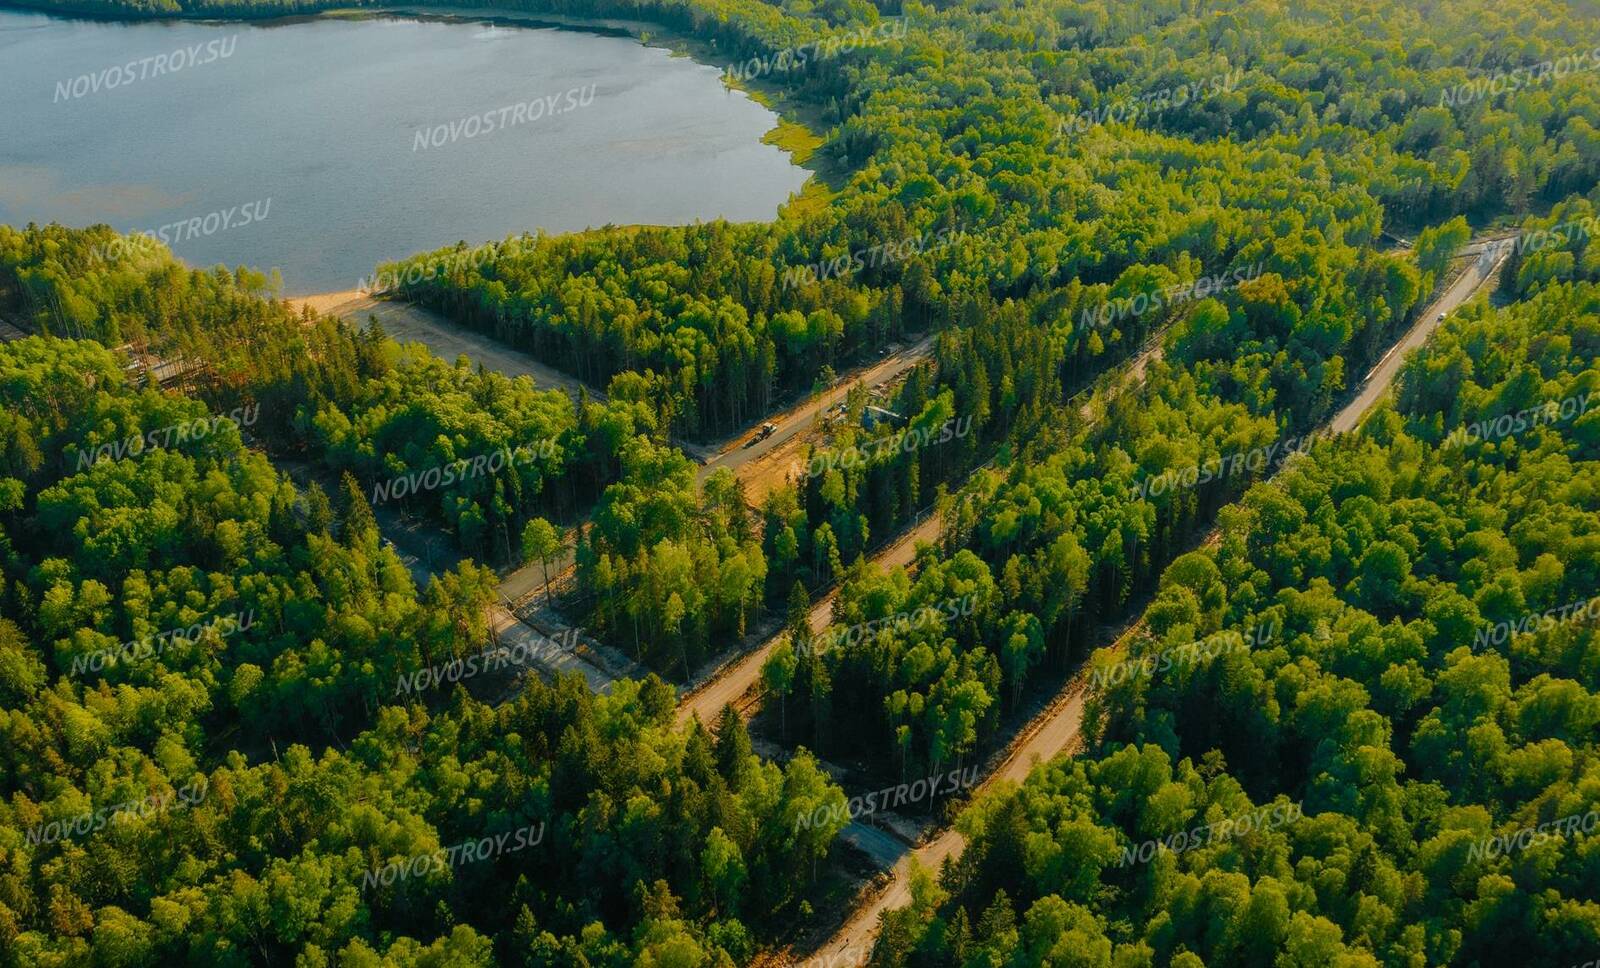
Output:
0,7,809,294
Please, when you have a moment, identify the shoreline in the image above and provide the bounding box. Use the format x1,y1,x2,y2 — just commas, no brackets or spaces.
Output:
2,0,837,287
340,5,839,194
322,5,665,41
0,0,828,161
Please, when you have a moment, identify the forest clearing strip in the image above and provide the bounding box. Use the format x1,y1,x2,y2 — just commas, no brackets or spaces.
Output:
694,309,1188,730
675,512,939,727
289,290,604,403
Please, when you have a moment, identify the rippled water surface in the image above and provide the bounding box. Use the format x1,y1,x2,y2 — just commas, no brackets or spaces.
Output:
0,8,807,293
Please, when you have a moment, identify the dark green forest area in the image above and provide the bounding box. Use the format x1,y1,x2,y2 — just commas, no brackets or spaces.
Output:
0,228,849,965
2,0,1599,963
875,277,1600,968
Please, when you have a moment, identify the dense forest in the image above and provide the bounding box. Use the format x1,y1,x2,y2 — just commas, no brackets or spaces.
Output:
5,0,1600,963
873,277,1600,968
0,230,848,963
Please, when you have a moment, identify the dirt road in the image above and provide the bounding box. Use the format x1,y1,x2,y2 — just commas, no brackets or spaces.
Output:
299,291,935,592
676,585,834,728
808,684,1090,968
839,824,909,871
1330,243,1510,434
489,604,614,693
292,291,600,401
0,317,29,343
293,290,934,702
498,538,578,608
292,291,648,689
676,510,942,729
697,334,937,486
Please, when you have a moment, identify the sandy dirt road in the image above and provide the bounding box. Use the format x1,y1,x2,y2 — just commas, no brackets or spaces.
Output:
676,584,835,728
697,334,937,486
806,685,1091,968
676,509,941,728
488,603,614,693
292,291,599,401
1330,243,1509,434
298,291,935,601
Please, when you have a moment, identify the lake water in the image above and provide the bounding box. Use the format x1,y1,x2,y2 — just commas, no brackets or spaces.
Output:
0,8,808,294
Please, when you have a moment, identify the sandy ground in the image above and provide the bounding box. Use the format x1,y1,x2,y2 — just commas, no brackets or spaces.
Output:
697,334,936,486
292,291,600,400
735,431,812,506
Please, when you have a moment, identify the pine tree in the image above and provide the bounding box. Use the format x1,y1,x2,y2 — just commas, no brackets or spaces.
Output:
304,480,334,535
713,704,753,788
339,470,377,545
